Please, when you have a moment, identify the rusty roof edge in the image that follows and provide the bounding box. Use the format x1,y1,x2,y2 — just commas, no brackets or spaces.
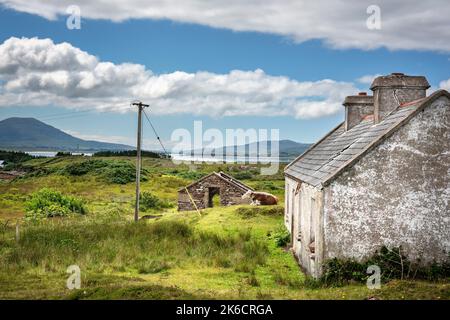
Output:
285,172,302,182
284,121,345,173
320,89,450,188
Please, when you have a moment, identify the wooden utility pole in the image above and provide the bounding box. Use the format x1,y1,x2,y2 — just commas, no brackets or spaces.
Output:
132,101,149,222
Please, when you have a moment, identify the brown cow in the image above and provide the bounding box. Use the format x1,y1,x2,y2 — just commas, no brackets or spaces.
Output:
242,190,278,206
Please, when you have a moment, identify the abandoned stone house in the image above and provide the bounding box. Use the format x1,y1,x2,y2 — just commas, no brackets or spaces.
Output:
284,73,450,278
178,171,253,211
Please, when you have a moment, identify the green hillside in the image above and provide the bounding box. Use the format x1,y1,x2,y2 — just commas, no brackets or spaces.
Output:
0,157,448,299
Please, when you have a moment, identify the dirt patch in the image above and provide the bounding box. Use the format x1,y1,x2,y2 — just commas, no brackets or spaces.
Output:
0,171,26,181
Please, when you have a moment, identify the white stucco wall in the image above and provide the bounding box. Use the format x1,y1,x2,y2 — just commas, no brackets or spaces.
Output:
323,96,450,264
285,176,324,277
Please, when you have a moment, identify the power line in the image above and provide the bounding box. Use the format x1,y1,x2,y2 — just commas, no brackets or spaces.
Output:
142,109,169,157
39,113,97,122
37,104,132,122
38,109,97,121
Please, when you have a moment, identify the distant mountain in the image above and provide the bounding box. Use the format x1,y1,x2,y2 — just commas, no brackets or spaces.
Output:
0,117,134,152
186,139,311,160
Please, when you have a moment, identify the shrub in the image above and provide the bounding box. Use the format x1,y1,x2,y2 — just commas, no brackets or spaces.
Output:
101,161,139,184
167,170,206,180
24,188,86,219
93,150,167,158
62,159,146,184
139,192,174,212
319,246,450,287
24,167,56,178
232,171,254,180
55,152,72,157
0,150,34,164
270,227,291,247
320,257,367,287
62,159,109,176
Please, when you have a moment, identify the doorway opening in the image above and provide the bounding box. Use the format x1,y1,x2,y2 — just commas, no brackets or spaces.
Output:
208,187,221,207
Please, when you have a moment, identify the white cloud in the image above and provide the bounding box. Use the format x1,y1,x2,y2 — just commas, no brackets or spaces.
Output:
1,1,450,52
0,37,357,119
439,79,450,91
357,74,382,85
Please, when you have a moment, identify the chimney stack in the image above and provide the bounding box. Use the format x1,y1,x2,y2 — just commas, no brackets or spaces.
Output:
343,92,374,131
370,73,430,123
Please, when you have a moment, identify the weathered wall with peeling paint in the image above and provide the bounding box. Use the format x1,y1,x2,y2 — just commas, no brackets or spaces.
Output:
285,176,324,277
284,177,294,231
323,96,450,264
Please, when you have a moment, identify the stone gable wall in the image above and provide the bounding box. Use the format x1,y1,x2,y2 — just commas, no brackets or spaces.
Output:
178,174,251,211
323,96,450,265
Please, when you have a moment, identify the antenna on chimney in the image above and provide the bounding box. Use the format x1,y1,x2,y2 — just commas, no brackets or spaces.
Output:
393,89,401,106
382,89,403,121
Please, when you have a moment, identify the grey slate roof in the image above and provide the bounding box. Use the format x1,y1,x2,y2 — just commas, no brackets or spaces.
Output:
284,90,450,188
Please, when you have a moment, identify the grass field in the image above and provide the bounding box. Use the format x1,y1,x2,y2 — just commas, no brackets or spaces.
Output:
0,156,448,300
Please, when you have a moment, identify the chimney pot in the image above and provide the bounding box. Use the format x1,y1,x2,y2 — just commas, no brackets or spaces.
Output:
358,92,367,96
391,72,405,76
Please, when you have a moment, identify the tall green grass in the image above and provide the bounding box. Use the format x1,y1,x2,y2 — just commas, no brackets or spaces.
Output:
0,217,269,276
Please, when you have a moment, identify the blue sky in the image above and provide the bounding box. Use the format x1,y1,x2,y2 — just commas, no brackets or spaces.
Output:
0,2,449,148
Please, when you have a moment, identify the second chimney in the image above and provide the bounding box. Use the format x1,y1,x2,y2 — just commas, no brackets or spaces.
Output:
370,73,430,123
343,92,374,131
